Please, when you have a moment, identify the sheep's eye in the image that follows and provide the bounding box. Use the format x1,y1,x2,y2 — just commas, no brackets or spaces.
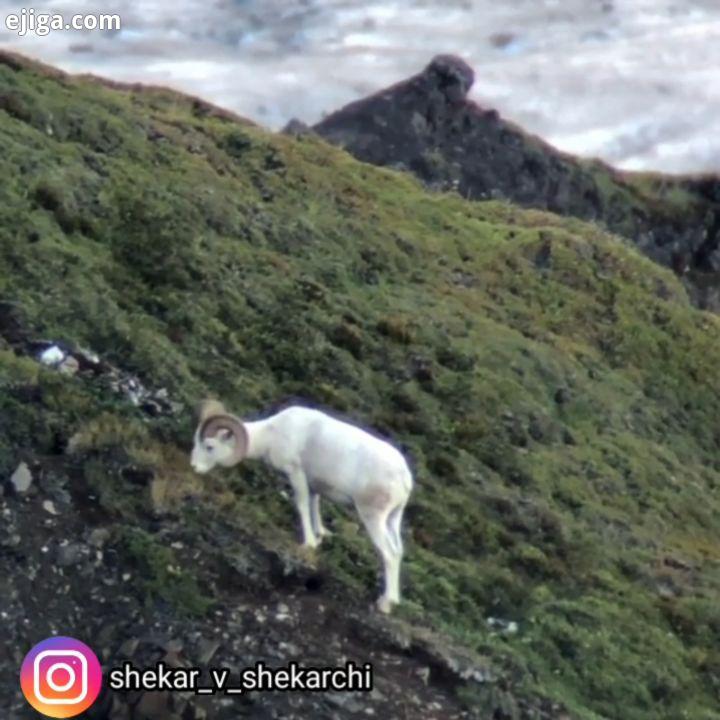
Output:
205,445,214,453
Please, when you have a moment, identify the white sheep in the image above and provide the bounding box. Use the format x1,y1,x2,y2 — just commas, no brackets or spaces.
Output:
190,399,414,613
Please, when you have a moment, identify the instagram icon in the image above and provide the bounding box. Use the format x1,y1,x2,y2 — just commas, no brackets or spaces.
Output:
20,637,102,718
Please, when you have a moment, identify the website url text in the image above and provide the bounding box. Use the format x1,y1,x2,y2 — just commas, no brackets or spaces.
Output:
6,8,121,37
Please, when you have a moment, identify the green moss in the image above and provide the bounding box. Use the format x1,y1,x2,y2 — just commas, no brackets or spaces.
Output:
2,53,720,718
115,527,213,616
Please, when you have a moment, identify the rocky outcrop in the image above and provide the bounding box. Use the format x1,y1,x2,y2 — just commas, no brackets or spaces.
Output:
313,55,720,310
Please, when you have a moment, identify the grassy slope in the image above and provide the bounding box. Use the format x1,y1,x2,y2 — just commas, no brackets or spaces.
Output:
2,55,720,719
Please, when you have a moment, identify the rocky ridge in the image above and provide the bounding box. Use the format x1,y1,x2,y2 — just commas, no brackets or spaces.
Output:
312,55,720,311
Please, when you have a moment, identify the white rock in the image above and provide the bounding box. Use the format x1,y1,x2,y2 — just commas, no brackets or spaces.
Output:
58,356,80,375
42,500,59,515
10,462,33,493
77,347,100,364
39,345,65,365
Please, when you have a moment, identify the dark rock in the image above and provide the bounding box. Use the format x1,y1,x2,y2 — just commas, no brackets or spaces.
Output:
109,696,132,720
423,54,475,103
140,399,163,417
136,691,169,719
164,638,184,654
325,692,364,713
73,346,105,372
121,465,155,486
196,638,221,665
118,637,140,657
87,527,111,547
282,118,313,136
56,542,86,567
313,55,720,311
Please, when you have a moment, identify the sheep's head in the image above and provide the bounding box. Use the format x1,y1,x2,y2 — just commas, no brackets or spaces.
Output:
190,399,248,474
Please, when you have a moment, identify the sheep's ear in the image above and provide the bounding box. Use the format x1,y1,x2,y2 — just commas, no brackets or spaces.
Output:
197,399,226,422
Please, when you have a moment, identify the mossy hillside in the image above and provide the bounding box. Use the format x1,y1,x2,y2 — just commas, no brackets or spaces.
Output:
2,54,720,719
576,158,704,236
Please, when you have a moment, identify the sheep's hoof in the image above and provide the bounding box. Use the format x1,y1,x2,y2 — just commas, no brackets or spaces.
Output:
318,528,333,541
376,596,395,615
297,543,319,567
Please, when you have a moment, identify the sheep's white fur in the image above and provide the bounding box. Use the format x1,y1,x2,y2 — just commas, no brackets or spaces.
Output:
190,403,414,613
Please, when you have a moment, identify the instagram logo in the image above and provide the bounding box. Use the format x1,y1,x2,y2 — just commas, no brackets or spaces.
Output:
20,637,102,718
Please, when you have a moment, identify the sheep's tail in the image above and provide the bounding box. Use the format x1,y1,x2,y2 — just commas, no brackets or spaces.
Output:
401,464,414,495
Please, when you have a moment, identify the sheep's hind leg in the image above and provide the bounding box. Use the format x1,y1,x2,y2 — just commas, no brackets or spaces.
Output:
386,500,407,557
356,505,402,614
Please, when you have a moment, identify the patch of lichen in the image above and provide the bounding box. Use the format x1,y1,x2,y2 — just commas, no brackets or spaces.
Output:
3,53,720,718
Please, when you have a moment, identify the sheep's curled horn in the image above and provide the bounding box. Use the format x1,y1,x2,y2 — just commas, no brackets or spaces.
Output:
196,399,249,464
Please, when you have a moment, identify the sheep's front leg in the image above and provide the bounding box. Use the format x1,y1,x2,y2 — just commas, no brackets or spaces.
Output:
289,469,319,549
310,493,332,541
